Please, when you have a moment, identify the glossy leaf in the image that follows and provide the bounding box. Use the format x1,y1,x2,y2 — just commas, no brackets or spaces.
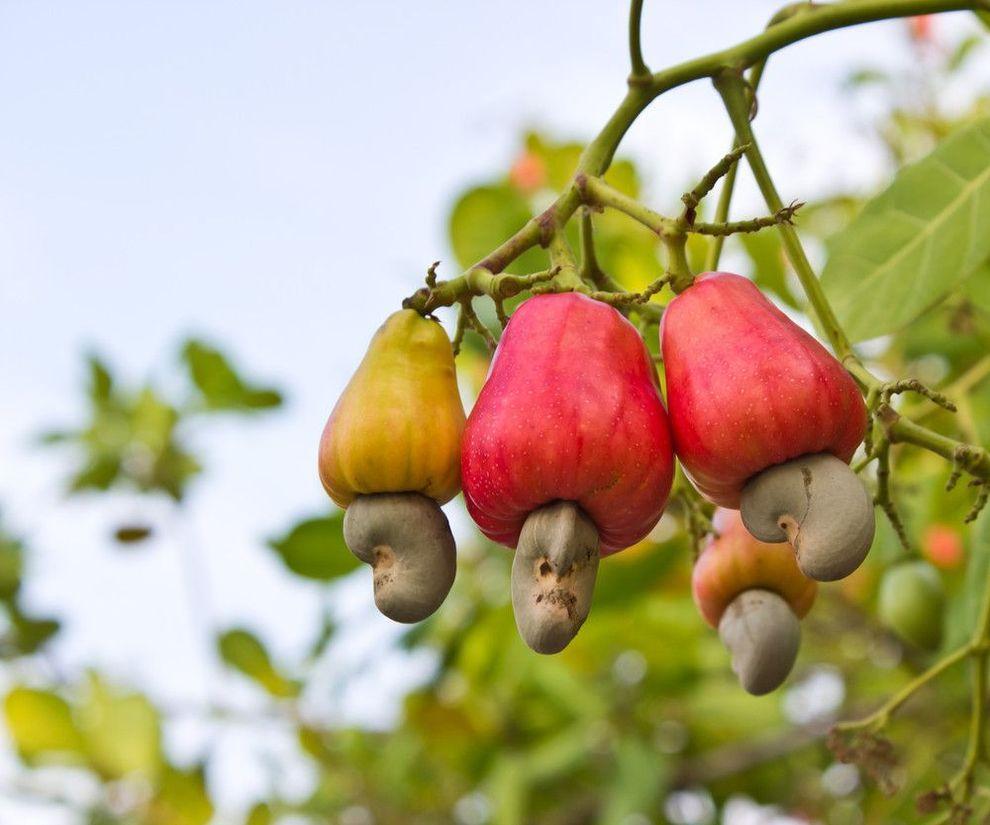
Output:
822,117,990,342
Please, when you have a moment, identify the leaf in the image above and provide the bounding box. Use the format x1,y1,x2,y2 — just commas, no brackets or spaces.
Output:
948,35,983,73
114,524,154,545
844,68,890,88
181,340,282,412
245,803,273,825
975,10,990,31
0,533,23,600
148,765,214,825
822,117,990,342
943,511,990,652
267,513,359,581
739,230,800,309
4,687,84,761
7,604,60,656
77,676,162,779
448,184,546,275
217,628,299,698
960,259,990,313
87,355,114,404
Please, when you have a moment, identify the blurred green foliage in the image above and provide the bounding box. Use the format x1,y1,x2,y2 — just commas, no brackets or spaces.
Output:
3,14,990,825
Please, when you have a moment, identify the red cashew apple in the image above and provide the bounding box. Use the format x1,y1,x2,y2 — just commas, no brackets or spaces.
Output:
462,292,675,653
693,509,817,694
661,272,874,582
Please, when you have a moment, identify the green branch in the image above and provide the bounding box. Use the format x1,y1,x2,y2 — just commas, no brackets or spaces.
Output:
628,0,650,83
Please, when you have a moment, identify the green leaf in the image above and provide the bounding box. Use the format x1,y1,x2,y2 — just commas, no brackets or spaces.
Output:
4,687,84,762
739,230,800,309
0,533,23,600
448,184,546,275
217,628,299,698
77,676,162,779
268,513,358,581
948,35,983,73
943,511,990,652
181,340,283,412
149,765,214,825
245,803,273,825
960,259,990,313
7,604,60,656
822,117,990,342
87,355,114,404
844,68,890,88
975,10,990,31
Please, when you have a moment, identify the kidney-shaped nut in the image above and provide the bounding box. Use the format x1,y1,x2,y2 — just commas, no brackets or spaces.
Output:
740,452,875,582
511,501,600,655
718,588,801,695
343,492,456,624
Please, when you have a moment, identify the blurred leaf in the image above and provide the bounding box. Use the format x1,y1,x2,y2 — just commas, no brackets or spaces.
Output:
0,532,23,600
975,10,990,31
147,764,214,825
245,803,272,825
87,355,114,404
739,230,800,309
960,259,990,313
7,605,61,656
78,675,162,779
218,628,299,698
181,340,282,412
70,455,123,493
822,117,990,342
943,512,990,651
844,68,890,88
948,35,983,72
268,512,358,581
600,737,666,825
114,524,154,545
4,687,84,762
448,185,546,275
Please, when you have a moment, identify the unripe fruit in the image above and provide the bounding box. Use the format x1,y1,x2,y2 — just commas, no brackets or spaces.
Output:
693,509,816,695
661,272,874,581
462,293,675,653
878,560,945,651
318,310,465,623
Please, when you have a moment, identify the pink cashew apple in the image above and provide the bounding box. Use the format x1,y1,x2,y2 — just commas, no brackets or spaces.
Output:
462,292,675,653
661,272,874,582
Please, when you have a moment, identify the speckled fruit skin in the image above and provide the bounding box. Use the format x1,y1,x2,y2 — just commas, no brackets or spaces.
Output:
319,310,465,508
693,508,817,628
461,293,674,555
660,272,867,508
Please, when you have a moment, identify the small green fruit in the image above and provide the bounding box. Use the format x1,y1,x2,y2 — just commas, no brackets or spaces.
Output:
877,561,945,651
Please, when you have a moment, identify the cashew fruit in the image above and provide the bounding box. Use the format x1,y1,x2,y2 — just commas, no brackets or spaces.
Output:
661,272,873,581
462,293,675,652
318,309,465,623
693,509,815,695
319,309,465,508
878,560,945,651
692,508,817,628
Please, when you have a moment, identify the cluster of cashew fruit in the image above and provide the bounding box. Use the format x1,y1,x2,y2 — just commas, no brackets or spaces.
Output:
318,271,877,694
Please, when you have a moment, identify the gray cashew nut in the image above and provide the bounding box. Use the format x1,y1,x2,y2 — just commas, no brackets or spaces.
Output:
343,492,456,623
740,452,875,582
511,501,600,655
718,588,801,695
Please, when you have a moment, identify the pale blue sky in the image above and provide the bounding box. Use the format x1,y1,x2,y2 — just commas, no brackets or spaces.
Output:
0,2,984,822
